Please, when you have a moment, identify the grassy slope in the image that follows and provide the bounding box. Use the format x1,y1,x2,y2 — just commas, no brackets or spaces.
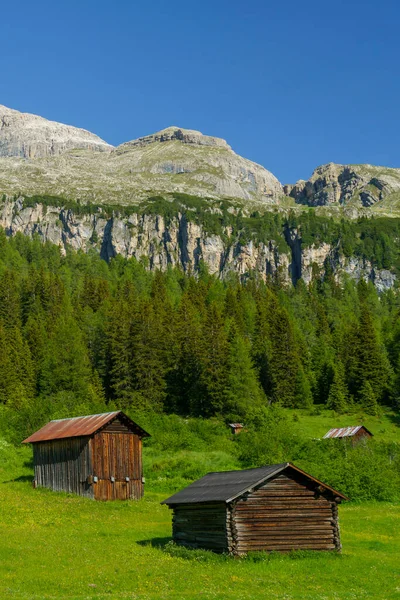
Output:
283,409,400,443
1,408,400,600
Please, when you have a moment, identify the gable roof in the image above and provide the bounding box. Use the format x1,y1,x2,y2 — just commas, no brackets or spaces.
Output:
323,425,373,439
161,462,348,505
22,411,150,443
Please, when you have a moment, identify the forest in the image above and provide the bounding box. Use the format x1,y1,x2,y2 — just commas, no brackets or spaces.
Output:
0,222,398,440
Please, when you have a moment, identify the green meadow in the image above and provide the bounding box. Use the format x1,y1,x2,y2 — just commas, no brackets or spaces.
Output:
1,409,400,600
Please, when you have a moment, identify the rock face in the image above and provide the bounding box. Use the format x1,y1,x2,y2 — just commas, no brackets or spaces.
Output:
0,197,395,291
116,126,231,151
0,105,112,158
287,163,400,208
0,107,283,204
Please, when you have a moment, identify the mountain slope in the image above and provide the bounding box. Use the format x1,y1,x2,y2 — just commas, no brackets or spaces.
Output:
0,106,283,204
0,104,112,158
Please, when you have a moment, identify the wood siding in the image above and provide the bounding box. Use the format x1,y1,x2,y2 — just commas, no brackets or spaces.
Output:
100,417,133,434
231,473,340,554
92,432,143,501
33,438,93,498
172,503,230,552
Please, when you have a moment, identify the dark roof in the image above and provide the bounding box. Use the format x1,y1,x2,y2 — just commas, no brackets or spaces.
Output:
22,411,150,443
323,426,373,439
161,463,348,505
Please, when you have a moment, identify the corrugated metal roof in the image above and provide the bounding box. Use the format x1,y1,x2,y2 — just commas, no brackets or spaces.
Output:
161,463,348,505
22,411,150,443
323,426,372,439
229,423,244,428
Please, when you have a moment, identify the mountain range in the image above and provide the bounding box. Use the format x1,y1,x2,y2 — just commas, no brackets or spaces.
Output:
0,104,398,290
1,104,400,216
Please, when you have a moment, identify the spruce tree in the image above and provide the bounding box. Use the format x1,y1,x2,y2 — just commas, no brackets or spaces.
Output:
199,303,229,416
226,328,264,418
359,380,379,415
326,361,348,413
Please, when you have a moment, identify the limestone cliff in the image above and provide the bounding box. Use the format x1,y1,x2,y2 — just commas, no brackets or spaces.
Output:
0,104,112,158
0,197,395,291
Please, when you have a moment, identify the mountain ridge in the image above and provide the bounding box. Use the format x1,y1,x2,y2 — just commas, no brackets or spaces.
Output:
0,104,400,216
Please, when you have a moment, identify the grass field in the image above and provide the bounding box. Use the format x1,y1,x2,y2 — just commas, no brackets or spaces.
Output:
1,441,399,600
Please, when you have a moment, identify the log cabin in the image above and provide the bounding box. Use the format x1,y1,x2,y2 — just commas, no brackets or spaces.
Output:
162,463,347,554
323,426,373,443
22,411,150,500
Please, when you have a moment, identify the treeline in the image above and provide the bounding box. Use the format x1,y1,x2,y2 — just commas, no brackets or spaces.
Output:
0,228,399,441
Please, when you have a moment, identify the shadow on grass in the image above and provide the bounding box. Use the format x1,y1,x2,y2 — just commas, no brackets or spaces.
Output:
386,412,400,428
137,537,172,550
2,475,33,483
138,540,344,563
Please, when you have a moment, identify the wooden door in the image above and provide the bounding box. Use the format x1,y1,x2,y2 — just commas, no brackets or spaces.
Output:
91,433,143,500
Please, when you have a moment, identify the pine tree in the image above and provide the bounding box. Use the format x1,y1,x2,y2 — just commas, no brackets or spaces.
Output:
268,302,303,407
130,299,168,412
226,328,264,418
355,305,391,403
359,380,379,415
326,361,348,413
199,303,229,416
168,293,205,415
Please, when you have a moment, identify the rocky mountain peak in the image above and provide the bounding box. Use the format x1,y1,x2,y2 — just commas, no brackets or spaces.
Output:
115,126,232,154
0,104,113,159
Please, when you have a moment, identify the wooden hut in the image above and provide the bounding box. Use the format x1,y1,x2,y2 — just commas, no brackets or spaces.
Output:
162,463,347,554
323,426,373,443
229,423,244,435
22,411,150,501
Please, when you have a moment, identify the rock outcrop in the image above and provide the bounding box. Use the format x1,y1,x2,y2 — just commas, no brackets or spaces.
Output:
0,105,112,158
116,126,231,151
286,163,400,209
0,197,395,291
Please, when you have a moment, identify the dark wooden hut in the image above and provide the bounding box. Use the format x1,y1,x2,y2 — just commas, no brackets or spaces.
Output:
162,463,347,554
323,426,373,443
22,411,150,501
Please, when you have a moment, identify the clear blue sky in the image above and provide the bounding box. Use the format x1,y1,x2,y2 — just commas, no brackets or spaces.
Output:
0,0,398,183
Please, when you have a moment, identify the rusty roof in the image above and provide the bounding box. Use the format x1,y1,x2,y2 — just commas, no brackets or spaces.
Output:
22,411,150,443
323,425,373,439
229,423,244,428
161,462,348,505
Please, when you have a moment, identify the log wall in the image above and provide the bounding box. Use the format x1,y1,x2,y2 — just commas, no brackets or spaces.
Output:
231,473,341,554
33,438,92,498
172,503,231,552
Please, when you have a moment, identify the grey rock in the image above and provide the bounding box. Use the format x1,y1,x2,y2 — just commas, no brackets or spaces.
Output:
0,105,112,158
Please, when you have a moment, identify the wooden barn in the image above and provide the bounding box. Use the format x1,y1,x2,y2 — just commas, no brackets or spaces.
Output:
22,411,150,501
162,463,347,554
323,426,373,443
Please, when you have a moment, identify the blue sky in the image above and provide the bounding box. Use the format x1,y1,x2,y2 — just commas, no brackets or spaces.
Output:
0,0,398,183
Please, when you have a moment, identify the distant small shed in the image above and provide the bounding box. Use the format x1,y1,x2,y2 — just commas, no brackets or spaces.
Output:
323,426,373,443
229,423,244,435
22,411,150,501
162,463,347,554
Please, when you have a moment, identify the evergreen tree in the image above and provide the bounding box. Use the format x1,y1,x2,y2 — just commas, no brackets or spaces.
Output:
199,303,229,416
359,380,379,415
326,361,348,412
354,305,391,403
226,328,264,418
130,299,167,412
